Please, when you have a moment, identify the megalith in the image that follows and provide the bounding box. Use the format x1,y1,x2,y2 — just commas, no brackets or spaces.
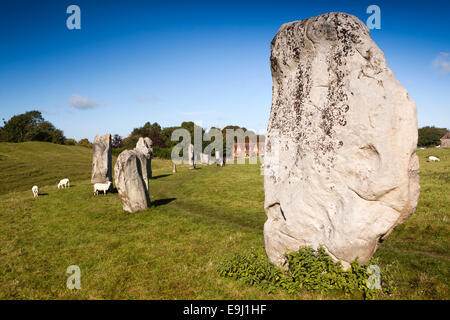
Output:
91,134,112,185
188,143,195,169
114,150,150,213
215,150,224,167
134,137,153,182
264,12,420,268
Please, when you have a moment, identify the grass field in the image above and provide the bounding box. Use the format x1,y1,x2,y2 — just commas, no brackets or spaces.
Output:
0,142,448,299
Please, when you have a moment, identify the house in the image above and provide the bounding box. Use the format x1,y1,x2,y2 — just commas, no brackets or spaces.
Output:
441,131,450,148
234,140,265,157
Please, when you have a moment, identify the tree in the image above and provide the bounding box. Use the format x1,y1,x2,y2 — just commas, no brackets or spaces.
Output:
51,129,65,144
112,134,123,148
0,125,5,142
122,135,139,150
131,122,161,137
180,121,206,147
148,127,164,148
418,126,448,147
64,138,77,145
160,126,179,148
26,121,56,142
125,122,165,148
77,138,92,148
2,111,44,142
0,111,65,144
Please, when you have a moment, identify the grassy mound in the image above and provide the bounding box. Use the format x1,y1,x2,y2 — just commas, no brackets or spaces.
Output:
0,142,93,195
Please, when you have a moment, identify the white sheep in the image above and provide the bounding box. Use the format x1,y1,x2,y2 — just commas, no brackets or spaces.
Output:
32,185,39,198
58,178,70,189
93,181,112,195
428,156,440,162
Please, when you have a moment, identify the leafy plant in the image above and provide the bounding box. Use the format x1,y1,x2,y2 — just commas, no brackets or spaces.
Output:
218,246,397,299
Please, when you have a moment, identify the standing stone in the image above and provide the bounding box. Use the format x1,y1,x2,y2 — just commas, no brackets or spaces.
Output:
201,153,210,165
195,152,201,165
134,137,153,184
188,144,195,169
208,154,215,165
173,163,177,173
215,150,224,166
264,12,420,268
114,150,150,213
91,134,112,185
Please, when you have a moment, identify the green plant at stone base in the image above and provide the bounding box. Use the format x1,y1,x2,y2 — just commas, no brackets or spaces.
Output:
218,246,397,300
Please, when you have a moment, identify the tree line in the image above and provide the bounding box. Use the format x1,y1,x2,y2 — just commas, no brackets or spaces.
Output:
112,122,264,159
417,126,448,147
0,111,263,159
1,111,447,155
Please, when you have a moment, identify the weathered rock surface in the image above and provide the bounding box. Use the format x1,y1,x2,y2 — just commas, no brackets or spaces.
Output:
264,12,420,268
134,137,153,182
188,144,195,169
114,150,150,213
200,153,207,165
215,150,224,166
201,153,213,165
91,134,112,185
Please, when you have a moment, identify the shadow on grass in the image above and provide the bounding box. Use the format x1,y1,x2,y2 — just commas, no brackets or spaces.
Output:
151,198,176,207
57,185,76,189
151,174,171,180
38,193,49,196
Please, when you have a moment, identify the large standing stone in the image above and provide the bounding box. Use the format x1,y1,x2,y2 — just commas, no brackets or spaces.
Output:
134,137,153,182
215,150,224,167
91,134,112,185
114,150,150,213
200,153,210,165
264,12,420,268
188,144,195,169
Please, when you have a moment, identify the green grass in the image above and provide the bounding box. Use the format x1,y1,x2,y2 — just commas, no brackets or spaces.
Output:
0,142,448,299
0,142,94,195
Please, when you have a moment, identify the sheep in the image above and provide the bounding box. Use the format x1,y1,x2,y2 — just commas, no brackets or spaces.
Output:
428,156,440,162
32,185,39,198
58,178,70,189
93,181,112,195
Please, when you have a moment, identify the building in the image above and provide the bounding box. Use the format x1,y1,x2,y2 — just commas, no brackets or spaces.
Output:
441,131,450,148
233,141,265,157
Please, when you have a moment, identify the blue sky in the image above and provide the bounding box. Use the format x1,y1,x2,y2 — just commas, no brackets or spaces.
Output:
0,0,449,141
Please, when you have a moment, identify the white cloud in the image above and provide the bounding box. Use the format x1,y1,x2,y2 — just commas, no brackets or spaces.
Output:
433,52,450,74
68,94,100,110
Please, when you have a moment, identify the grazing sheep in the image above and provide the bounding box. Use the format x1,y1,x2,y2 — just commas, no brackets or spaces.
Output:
58,178,70,189
32,185,39,198
93,181,112,195
428,156,440,162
